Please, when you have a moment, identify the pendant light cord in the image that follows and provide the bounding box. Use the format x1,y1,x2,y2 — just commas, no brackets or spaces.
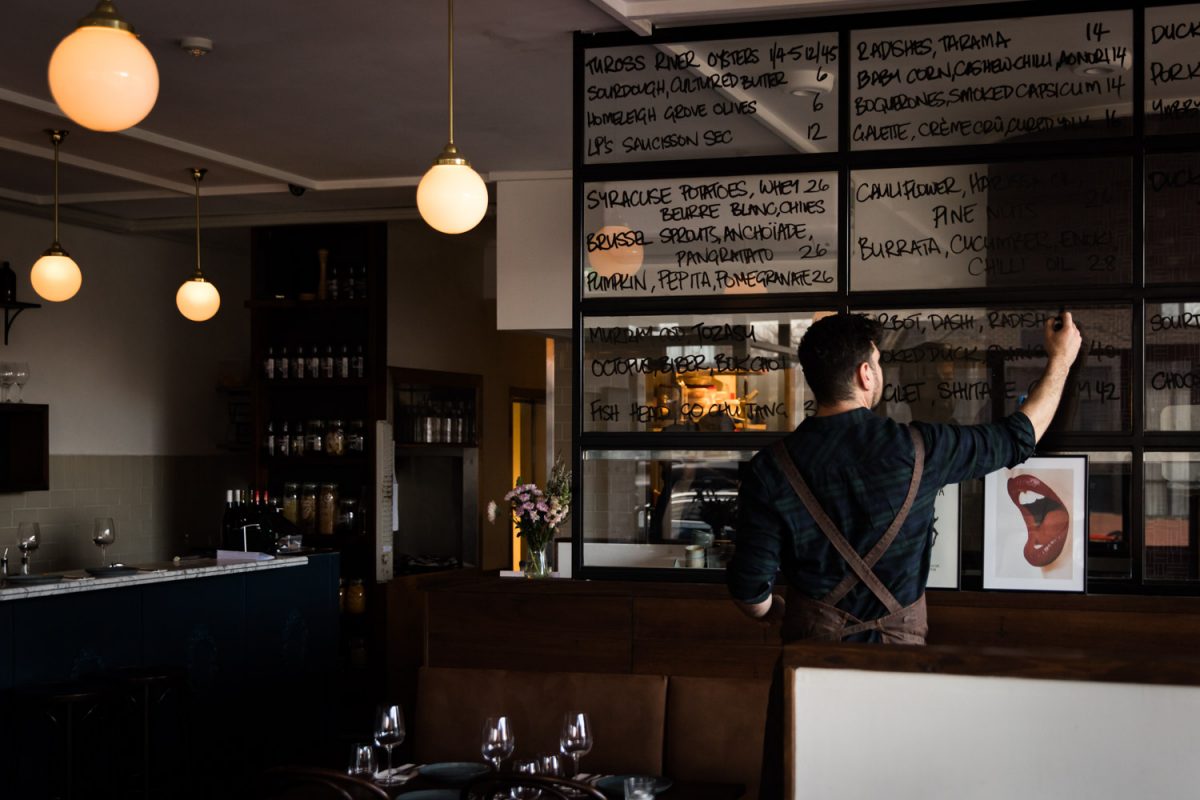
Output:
192,168,205,278
52,134,61,246
447,0,455,146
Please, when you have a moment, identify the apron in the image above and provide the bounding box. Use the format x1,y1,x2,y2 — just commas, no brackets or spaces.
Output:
770,426,928,645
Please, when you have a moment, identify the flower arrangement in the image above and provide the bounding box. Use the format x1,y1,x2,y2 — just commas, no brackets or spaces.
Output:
488,459,572,574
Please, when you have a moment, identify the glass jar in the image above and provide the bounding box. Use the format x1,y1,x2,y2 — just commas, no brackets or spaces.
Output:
318,483,338,535
299,483,318,534
282,483,299,524
348,420,365,453
325,419,345,456
337,497,359,534
306,419,325,454
346,579,367,615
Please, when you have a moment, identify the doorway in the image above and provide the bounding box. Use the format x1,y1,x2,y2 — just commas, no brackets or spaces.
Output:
510,389,547,571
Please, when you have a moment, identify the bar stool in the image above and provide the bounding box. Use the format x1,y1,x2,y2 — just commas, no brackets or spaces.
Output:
106,665,190,799
15,679,119,799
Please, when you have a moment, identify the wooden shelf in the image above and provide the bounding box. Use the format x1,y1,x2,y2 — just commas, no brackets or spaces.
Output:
265,454,367,467
246,299,370,310
260,378,370,389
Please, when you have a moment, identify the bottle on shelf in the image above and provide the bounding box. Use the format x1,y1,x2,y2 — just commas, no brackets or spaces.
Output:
265,421,275,456
263,346,275,380
317,248,329,301
337,345,349,379
221,489,238,548
349,419,365,452
326,419,345,456
352,345,365,379
291,420,306,456
277,421,291,457
318,483,338,535
355,265,367,300
300,483,318,534
278,346,290,380
322,345,334,379
328,264,339,301
307,345,320,380
295,344,307,379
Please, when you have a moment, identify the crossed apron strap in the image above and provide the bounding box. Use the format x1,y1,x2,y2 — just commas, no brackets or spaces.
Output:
771,425,926,615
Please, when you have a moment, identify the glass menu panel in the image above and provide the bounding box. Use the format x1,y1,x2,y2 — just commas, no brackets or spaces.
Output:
1146,4,1200,135
581,449,754,570
850,158,1132,291
1145,452,1200,581
583,311,831,434
851,10,1132,150
1146,154,1200,284
1147,301,1200,432
583,32,839,164
583,173,838,299
858,305,1132,432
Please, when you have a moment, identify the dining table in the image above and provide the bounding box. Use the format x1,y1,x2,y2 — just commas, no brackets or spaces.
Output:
379,764,744,799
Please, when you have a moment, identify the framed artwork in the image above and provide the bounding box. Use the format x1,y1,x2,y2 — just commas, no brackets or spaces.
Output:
983,455,1088,592
926,483,960,590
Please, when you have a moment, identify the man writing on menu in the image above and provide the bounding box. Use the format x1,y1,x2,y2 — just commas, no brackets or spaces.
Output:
728,310,1082,643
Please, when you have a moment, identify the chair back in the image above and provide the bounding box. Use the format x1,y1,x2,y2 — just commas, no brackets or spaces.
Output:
254,766,390,800
461,773,606,799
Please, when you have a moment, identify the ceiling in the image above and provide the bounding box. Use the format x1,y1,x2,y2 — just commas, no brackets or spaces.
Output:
0,0,982,233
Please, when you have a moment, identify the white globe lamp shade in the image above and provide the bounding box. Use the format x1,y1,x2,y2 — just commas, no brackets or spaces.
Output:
30,253,82,302
417,160,488,235
587,225,645,278
49,24,158,132
176,277,220,322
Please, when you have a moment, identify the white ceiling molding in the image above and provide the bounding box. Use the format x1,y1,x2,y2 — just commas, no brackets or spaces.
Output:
589,0,1015,31
587,0,654,35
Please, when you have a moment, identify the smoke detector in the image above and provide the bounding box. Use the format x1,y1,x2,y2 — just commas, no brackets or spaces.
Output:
180,37,213,57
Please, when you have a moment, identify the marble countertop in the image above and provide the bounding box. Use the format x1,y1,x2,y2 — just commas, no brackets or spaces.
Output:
0,555,309,602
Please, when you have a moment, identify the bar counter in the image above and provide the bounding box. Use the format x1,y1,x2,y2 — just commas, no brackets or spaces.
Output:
0,554,308,601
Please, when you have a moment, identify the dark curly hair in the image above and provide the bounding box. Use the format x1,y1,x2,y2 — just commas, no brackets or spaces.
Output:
797,313,882,406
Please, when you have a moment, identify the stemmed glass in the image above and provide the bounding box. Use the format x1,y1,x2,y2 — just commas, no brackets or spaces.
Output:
559,712,593,778
17,522,40,574
374,703,406,785
0,363,13,403
481,715,515,771
510,758,541,800
11,363,28,403
93,518,116,567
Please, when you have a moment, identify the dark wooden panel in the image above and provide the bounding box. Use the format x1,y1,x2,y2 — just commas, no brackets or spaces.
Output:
0,602,12,690
427,589,633,673
634,640,779,679
633,597,777,644
13,587,141,684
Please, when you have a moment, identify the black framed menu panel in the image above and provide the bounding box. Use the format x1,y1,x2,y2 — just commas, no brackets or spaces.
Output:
573,1,1200,592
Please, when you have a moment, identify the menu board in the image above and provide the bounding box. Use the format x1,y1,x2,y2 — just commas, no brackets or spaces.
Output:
582,312,824,434
1146,153,1200,283
851,10,1132,149
583,173,837,298
583,33,838,164
1146,301,1200,432
850,157,1132,290
861,305,1131,433
1146,4,1200,135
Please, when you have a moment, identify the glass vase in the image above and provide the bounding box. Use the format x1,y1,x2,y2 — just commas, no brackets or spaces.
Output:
523,541,553,579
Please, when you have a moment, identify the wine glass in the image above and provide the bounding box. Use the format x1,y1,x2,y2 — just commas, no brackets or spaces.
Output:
0,363,13,403
559,712,593,778
347,742,376,777
374,703,405,785
510,759,541,800
17,522,40,574
481,715,514,771
11,363,28,403
93,518,116,567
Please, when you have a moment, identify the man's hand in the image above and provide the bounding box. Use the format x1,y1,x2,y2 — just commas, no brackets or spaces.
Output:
1020,312,1083,442
735,592,786,625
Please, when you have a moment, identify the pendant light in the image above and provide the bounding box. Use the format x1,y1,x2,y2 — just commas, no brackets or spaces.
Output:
48,1,159,132
30,130,82,303
416,0,488,235
175,168,220,322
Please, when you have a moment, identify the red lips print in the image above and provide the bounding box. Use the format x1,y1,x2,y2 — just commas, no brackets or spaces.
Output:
1006,474,1069,567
